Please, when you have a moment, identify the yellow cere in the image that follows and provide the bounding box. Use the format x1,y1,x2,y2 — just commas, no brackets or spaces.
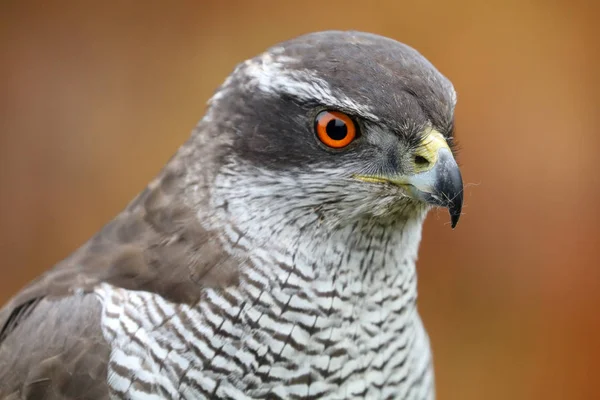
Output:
412,128,450,173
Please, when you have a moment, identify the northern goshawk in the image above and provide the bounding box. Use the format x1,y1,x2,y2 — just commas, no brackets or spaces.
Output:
0,30,463,399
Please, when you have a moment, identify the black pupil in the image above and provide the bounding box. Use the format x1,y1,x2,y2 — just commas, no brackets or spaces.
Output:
326,118,348,140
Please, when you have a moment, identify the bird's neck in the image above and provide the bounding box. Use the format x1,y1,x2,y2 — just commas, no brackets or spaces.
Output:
272,218,426,293
203,186,428,302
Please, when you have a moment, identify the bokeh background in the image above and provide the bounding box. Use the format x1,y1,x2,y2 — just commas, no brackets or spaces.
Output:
1,1,599,399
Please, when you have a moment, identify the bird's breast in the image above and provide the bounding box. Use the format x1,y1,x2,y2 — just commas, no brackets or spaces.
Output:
95,253,434,399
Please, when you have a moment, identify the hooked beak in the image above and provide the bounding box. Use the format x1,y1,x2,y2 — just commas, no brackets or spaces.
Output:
356,129,464,228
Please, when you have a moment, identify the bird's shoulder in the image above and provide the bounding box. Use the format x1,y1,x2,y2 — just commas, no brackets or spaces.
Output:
0,169,240,396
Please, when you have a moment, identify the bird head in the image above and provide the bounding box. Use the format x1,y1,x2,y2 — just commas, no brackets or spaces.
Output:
198,31,463,234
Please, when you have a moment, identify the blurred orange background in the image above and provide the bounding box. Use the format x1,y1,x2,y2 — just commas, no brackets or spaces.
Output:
1,1,599,399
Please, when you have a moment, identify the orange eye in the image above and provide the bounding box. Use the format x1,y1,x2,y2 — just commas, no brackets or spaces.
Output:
314,110,357,148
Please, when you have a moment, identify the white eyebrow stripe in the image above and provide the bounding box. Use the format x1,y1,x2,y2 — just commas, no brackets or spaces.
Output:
242,54,379,121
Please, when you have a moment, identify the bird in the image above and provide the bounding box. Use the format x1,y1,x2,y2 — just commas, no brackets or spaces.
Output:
0,30,463,400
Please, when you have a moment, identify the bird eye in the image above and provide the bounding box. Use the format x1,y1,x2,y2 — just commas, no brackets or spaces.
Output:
314,110,357,149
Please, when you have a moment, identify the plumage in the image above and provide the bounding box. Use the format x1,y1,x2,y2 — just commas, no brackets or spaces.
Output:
0,30,463,399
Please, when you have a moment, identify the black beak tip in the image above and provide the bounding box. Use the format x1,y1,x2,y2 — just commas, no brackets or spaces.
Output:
450,211,460,229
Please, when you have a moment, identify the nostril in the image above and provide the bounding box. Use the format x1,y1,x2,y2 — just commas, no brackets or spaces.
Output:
414,155,429,166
